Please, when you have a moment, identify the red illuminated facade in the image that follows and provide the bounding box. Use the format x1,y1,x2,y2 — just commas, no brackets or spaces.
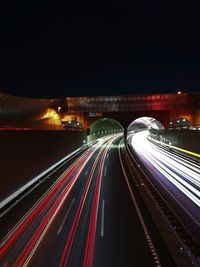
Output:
0,92,199,129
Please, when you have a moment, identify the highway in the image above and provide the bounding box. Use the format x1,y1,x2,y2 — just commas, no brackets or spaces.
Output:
129,131,200,243
0,133,174,266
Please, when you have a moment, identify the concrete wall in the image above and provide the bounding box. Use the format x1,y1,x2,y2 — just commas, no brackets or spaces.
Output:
150,129,200,154
0,130,86,201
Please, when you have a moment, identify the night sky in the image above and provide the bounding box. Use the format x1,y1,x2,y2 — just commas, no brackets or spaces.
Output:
0,1,200,98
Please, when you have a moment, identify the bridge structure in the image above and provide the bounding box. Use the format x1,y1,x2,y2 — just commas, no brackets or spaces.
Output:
66,92,200,129
0,92,199,132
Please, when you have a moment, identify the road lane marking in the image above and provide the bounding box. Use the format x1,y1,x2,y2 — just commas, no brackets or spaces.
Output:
18,156,92,267
85,166,90,176
148,137,200,159
100,199,105,237
106,153,109,159
1,146,100,265
83,137,120,267
57,198,75,235
1,138,121,265
118,141,162,267
104,166,107,176
58,142,110,267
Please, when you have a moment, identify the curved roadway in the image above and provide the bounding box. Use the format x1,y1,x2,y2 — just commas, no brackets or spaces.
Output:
0,134,174,266
129,131,200,243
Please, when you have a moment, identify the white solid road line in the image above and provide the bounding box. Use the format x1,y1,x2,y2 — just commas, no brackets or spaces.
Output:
57,198,75,235
100,199,105,237
118,141,161,267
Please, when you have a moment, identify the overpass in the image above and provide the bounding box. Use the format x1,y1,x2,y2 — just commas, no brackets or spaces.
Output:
1,92,200,267
0,91,199,132
66,92,200,129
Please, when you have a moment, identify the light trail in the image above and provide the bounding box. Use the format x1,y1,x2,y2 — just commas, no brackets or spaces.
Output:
58,144,105,267
0,134,121,266
0,140,101,265
59,136,117,267
130,131,200,208
82,138,113,267
57,198,75,235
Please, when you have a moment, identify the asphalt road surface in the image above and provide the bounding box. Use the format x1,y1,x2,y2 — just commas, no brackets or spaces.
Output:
0,134,174,266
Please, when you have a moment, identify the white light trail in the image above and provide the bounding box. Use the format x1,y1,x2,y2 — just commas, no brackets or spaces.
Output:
131,131,200,207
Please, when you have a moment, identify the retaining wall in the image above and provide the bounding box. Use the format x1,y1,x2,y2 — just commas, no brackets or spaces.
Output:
0,130,86,201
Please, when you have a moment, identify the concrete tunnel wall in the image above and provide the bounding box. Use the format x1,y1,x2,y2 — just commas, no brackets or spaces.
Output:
149,129,200,155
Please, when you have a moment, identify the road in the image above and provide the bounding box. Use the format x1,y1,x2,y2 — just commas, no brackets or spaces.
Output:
128,130,200,243
0,134,174,266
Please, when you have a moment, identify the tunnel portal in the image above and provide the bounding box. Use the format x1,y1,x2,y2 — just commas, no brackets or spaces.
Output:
88,118,124,142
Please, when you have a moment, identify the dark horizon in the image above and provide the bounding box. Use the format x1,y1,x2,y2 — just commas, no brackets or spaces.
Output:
0,0,200,98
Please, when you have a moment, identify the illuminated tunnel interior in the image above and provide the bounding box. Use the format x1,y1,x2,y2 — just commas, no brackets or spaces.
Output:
127,116,165,141
88,118,124,141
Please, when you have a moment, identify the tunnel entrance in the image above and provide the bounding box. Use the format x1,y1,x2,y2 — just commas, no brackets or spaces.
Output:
127,117,164,132
127,116,165,141
88,118,124,142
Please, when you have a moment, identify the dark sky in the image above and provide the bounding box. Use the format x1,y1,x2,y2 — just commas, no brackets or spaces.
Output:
0,0,200,98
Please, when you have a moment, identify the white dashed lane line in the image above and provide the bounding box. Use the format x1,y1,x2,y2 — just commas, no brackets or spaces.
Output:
100,199,105,237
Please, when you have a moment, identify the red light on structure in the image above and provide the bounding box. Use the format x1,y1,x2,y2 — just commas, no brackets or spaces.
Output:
177,91,181,95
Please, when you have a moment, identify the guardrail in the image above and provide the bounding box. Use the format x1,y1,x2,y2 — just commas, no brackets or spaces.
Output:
123,141,200,266
0,145,88,217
